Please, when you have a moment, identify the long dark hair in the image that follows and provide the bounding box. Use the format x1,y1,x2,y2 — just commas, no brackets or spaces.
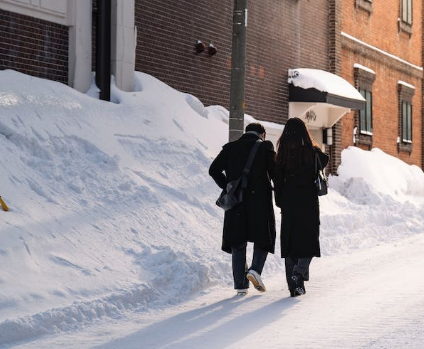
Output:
276,117,319,171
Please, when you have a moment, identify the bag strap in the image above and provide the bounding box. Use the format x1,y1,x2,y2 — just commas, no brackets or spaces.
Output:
314,149,323,174
241,139,262,187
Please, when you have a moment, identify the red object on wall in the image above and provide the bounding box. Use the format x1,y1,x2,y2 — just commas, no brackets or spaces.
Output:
195,40,205,53
207,43,217,56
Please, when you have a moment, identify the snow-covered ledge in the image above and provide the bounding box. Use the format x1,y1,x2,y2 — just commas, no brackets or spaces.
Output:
354,63,376,75
398,80,415,90
288,68,365,129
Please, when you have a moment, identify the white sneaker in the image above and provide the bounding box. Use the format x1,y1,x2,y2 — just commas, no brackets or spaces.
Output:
236,289,248,296
247,270,266,292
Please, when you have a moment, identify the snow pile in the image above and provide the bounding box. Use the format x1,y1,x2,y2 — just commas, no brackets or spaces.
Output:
0,70,424,346
0,70,229,345
321,147,424,254
332,146,424,199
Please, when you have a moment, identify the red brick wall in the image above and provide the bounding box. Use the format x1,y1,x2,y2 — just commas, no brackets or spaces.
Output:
0,9,68,84
343,0,421,67
341,0,423,167
134,0,329,124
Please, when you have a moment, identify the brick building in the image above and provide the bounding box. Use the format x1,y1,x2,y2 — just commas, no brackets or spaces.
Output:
133,0,331,125
1,0,422,172
340,0,423,169
0,0,92,92
0,8,69,84
133,0,364,173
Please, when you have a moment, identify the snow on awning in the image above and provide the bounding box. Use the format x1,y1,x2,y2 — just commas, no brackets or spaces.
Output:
288,68,366,109
288,68,366,129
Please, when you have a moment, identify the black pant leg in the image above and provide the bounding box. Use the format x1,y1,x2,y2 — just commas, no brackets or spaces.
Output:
285,257,297,288
231,242,249,289
293,257,313,281
250,244,268,275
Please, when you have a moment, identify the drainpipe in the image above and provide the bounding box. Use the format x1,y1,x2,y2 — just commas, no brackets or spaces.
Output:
229,0,247,142
96,0,111,101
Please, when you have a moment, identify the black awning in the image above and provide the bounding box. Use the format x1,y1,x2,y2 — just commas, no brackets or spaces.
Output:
289,84,366,110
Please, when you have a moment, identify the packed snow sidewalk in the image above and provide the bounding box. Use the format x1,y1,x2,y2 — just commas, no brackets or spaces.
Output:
10,232,424,349
103,231,424,349
1,70,424,348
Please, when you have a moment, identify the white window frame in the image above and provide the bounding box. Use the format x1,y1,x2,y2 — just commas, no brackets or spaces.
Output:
402,0,413,25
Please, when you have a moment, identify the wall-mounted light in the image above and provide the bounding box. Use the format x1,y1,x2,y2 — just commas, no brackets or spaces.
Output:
195,40,205,54
323,127,333,146
207,43,217,56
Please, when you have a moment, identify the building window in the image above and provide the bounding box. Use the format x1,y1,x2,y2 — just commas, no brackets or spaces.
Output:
401,101,412,142
399,0,413,35
354,64,376,148
359,88,373,135
401,0,413,25
398,81,414,153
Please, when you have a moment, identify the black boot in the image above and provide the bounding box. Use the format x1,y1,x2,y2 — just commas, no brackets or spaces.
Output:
290,272,305,296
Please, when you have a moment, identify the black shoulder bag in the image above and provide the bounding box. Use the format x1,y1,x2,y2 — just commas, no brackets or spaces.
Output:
216,139,262,211
315,150,328,196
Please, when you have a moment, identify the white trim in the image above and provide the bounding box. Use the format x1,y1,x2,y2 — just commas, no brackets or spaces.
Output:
68,0,92,92
342,32,423,72
111,0,136,92
0,0,68,25
354,63,376,75
398,80,415,90
360,130,373,136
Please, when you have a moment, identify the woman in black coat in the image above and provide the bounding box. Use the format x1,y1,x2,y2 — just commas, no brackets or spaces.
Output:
274,117,329,297
209,123,276,296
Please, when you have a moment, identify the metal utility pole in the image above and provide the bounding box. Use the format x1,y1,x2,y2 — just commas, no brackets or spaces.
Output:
229,0,247,142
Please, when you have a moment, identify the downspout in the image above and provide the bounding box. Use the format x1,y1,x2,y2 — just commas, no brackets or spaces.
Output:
96,0,111,101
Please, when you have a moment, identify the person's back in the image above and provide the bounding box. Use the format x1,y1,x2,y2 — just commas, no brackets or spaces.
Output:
209,123,276,296
274,117,329,297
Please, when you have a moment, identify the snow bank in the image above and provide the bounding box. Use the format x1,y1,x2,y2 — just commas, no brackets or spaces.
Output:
1,69,424,346
321,146,424,255
331,146,424,199
0,70,229,345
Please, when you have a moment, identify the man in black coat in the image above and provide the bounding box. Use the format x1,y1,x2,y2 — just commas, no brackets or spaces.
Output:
209,123,276,296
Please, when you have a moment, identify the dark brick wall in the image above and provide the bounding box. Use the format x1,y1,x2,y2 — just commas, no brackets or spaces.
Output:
0,9,68,84
328,0,342,174
134,0,233,116
134,0,329,124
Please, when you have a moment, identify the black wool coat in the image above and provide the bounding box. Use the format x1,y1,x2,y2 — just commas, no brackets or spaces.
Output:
274,147,329,258
209,133,276,254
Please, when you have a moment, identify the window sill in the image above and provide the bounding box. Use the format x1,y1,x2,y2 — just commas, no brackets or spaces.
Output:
356,133,372,148
398,142,412,153
355,0,373,13
398,20,413,36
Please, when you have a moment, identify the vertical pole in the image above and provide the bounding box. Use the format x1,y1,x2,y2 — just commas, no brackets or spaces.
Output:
96,0,111,101
229,0,247,142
